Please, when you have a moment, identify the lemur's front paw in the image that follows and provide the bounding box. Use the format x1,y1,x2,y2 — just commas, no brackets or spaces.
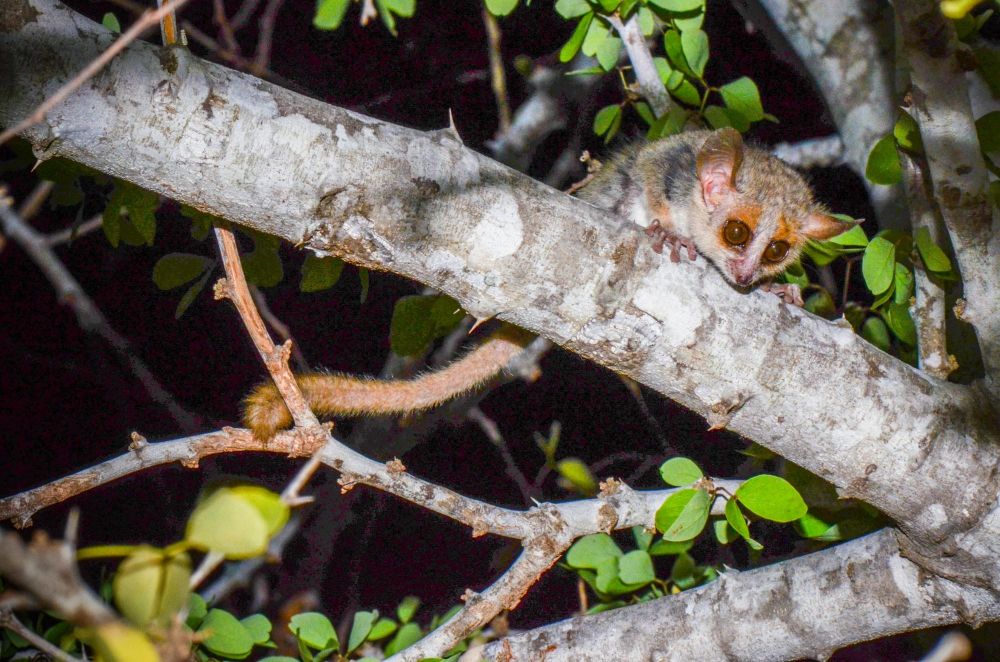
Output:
760,282,804,307
645,221,697,263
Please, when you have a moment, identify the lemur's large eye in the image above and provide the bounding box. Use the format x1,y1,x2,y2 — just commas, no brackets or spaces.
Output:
763,240,790,263
723,219,750,247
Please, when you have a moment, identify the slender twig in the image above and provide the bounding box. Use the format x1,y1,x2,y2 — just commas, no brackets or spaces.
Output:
15,180,53,221
250,285,309,371
900,152,953,379
45,214,104,247
212,222,325,483
360,0,377,25
0,609,86,662
188,551,225,589
212,0,241,54
0,0,193,147
771,135,845,169
607,14,671,117
468,406,536,503
252,0,288,75
616,375,672,454
230,0,265,30
0,192,199,432
482,6,512,134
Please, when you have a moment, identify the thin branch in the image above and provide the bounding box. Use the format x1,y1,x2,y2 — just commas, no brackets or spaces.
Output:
212,0,241,55
607,14,671,117
45,214,104,247
230,0,264,31
0,530,116,627
482,6,512,134
252,0,288,76
771,134,845,169
893,0,1000,392
250,285,310,371
468,405,537,503
0,0,193,147
0,609,87,662
0,191,199,432
900,151,953,379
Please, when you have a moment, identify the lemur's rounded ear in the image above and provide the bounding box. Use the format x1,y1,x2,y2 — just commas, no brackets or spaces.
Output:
803,211,862,240
696,128,744,210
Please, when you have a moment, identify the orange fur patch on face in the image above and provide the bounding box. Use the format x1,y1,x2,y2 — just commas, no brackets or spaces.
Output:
717,204,762,248
770,215,796,244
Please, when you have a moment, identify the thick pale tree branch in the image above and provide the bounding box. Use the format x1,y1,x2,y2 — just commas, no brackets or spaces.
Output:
748,0,909,230
893,0,1000,394
3,0,999,562
485,529,1000,661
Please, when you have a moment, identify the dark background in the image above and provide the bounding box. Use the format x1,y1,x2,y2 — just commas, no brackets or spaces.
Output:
0,0,984,659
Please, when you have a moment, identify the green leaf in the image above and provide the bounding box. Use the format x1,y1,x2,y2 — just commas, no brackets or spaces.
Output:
720,77,764,122
914,227,953,273
358,267,370,302
85,623,158,662
367,617,398,641
347,611,377,654
680,29,709,77
663,29,694,78
865,135,902,185
861,236,896,295
673,6,705,32
883,302,917,347
734,475,807,523
175,269,211,319
974,46,1000,98
560,12,594,62
314,0,351,29
103,181,159,247
180,205,217,240
229,485,290,536
186,488,271,559
659,457,703,486
724,497,760,549
384,622,422,656
655,488,711,541
977,110,1000,153
565,533,623,569
102,12,121,33
374,0,415,36
648,105,688,140
714,519,738,545
290,612,338,650
893,112,922,153
617,550,655,585
632,526,653,550
241,231,284,288
670,79,701,106
861,317,892,353
200,609,256,659
300,254,345,292
153,253,212,291
649,538,692,555
241,614,272,645
396,596,421,623
649,0,704,10
555,0,592,18
389,294,460,357
634,101,656,127
893,262,914,305
703,105,732,130
825,223,868,248
804,289,836,317
596,0,621,11
556,457,598,495
259,657,300,662
187,592,208,629
637,6,656,34
670,552,697,589
113,547,191,628
485,0,519,16
594,104,622,137
796,512,836,539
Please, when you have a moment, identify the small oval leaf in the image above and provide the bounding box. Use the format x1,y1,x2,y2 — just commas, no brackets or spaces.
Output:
734,475,807,523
